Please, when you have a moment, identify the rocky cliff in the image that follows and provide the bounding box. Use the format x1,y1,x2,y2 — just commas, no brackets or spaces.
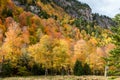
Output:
12,0,116,28
52,0,93,21
52,0,116,28
93,13,116,29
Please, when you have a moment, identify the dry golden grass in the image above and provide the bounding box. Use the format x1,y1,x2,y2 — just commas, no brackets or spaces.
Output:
0,75,111,80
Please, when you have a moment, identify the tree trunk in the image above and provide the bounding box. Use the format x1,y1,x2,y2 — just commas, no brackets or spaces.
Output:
104,65,108,77
101,46,108,77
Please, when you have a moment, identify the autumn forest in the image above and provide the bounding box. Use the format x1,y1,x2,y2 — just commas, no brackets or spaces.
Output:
0,0,120,77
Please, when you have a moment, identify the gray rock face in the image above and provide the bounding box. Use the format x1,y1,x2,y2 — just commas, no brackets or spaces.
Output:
13,0,26,9
12,0,116,28
52,0,93,21
52,0,115,28
12,0,41,15
29,6,41,14
93,14,116,28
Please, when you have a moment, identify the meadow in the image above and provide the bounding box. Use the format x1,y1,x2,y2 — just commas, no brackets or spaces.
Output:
1,76,119,80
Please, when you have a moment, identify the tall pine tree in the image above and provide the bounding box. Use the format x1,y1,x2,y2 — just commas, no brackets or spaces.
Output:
73,60,84,76
83,63,91,75
106,25,120,75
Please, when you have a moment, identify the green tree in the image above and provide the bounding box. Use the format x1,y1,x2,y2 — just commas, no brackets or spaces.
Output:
73,17,87,31
83,63,91,75
113,14,120,26
105,14,120,75
1,61,13,77
73,60,83,76
105,26,120,75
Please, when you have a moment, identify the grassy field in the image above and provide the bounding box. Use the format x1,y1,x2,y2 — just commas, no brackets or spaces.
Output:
1,75,120,80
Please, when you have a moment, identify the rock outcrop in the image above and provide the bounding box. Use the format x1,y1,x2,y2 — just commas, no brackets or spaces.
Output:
12,0,116,28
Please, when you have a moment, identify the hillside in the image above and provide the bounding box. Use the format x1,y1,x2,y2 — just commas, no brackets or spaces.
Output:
13,0,116,28
0,0,116,76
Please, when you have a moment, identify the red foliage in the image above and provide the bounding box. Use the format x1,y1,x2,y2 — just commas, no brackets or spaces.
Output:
19,12,33,26
5,17,14,28
0,19,2,24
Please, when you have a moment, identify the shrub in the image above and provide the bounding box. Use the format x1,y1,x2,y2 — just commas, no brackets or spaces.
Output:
1,61,13,77
17,66,31,76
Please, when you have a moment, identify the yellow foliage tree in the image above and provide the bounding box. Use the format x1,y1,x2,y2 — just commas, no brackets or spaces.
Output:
0,20,23,67
28,35,71,75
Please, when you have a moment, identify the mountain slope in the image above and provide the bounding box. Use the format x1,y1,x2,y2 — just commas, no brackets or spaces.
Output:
52,0,116,28
12,0,115,28
0,0,115,76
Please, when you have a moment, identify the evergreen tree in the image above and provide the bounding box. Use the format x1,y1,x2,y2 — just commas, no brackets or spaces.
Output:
106,26,120,75
73,60,84,76
83,63,91,75
1,61,13,77
114,14,120,26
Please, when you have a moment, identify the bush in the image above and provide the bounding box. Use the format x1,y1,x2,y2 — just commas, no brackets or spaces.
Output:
1,61,13,77
17,66,31,76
